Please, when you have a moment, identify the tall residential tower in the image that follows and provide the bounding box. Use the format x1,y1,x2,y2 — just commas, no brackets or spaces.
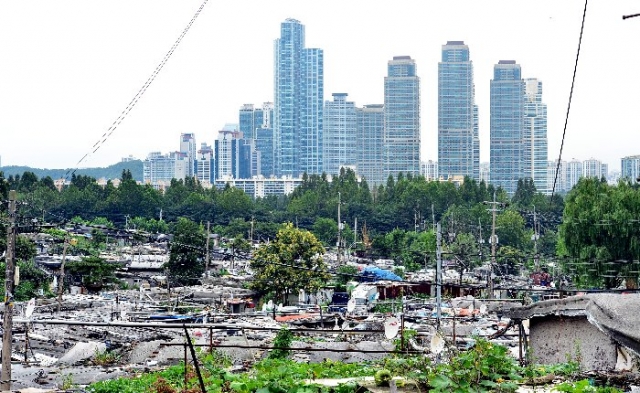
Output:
438,41,479,181
323,93,357,176
383,56,421,181
356,104,385,185
523,78,548,193
273,18,324,177
490,60,524,195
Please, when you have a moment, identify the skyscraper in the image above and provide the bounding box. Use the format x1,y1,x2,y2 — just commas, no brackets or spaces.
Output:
490,60,524,195
383,56,421,181
179,133,196,178
214,128,253,180
565,159,583,191
256,102,275,178
438,41,479,181
239,104,264,140
273,18,324,177
621,155,640,182
356,104,384,185
523,78,548,193
583,158,607,179
323,93,356,176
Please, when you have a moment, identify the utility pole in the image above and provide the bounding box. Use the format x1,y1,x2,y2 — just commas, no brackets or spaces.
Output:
1,190,17,392
484,192,502,298
337,192,342,265
205,221,210,278
250,215,254,244
57,238,70,313
431,204,435,232
354,217,357,245
533,206,540,271
436,222,442,330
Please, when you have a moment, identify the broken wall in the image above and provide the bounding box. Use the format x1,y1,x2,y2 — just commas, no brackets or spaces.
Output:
529,316,617,370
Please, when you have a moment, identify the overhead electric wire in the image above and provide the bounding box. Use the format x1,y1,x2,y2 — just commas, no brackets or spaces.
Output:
552,0,589,197
64,0,209,181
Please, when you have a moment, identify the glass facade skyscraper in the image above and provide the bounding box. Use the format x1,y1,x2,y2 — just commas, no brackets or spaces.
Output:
323,93,356,176
239,104,264,140
621,155,640,182
438,41,479,181
523,78,548,193
383,56,421,180
274,18,324,177
490,60,524,195
179,133,197,178
356,104,384,185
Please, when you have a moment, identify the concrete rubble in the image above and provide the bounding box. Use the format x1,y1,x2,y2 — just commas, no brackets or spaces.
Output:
1,239,637,391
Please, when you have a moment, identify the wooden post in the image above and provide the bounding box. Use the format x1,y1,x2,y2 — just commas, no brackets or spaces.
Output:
1,190,17,392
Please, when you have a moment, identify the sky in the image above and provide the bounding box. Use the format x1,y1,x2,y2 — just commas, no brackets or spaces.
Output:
1,1,639,172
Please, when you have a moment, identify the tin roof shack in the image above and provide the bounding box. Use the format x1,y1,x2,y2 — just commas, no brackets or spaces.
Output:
506,294,640,371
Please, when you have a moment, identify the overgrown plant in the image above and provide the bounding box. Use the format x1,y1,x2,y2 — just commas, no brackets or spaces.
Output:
269,327,294,359
428,338,521,392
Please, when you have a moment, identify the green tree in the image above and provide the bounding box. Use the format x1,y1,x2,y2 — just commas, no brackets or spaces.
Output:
448,232,480,283
559,178,640,288
167,218,206,285
311,217,338,246
0,260,49,301
65,256,121,291
495,209,527,250
250,223,328,304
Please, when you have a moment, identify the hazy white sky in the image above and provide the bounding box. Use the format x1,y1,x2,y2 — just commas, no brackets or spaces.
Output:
1,1,638,171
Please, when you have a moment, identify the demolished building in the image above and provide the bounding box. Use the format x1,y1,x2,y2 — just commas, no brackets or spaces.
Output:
505,293,640,371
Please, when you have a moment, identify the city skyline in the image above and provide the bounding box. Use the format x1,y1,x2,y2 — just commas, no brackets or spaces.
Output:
1,1,638,171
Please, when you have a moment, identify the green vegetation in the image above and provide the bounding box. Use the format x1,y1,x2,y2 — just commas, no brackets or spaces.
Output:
65,256,122,291
269,327,294,359
250,223,329,304
559,177,640,288
3,165,640,290
166,217,206,286
86,337,626,393
88,356,376,393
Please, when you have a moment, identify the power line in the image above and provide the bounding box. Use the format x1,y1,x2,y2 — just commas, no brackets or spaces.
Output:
552,0,589,197
64,0,209,181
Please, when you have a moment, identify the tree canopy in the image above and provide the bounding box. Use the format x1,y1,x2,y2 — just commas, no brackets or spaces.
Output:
559,178,640,288
250,223,329,304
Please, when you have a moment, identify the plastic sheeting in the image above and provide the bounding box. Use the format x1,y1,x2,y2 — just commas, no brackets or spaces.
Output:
359,266,402,282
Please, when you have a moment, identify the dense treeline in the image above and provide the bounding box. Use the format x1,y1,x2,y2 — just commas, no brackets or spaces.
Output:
0,160,143,183
4,167,640,288
1,168,562,271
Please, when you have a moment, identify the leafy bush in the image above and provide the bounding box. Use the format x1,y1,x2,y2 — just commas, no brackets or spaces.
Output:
428,338,521,392
269,327,294,359
374,369,392,386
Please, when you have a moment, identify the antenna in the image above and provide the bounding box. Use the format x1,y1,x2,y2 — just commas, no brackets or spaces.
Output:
384,317,400,339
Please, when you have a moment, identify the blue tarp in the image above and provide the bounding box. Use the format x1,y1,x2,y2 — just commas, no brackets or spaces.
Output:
360,266,402,282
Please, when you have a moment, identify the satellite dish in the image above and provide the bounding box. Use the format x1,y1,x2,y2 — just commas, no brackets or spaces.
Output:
267,300,273,310
261,303,268,312
479,304,487,315
25,298,36,318
384,317,400,339
347,298,356,313
430,332,445,354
